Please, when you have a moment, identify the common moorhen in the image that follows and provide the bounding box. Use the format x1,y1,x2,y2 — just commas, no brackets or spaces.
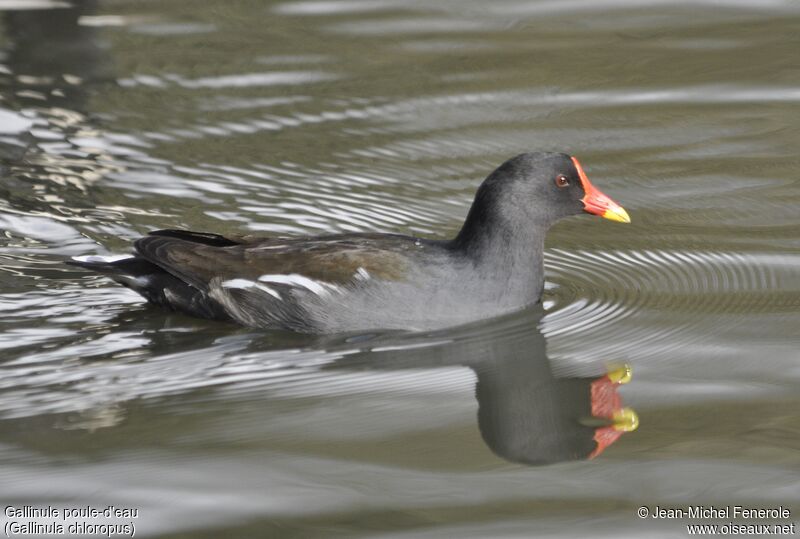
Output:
68,152,630,332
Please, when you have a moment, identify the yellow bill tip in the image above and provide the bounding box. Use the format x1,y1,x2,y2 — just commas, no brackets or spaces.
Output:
602,206,631,224
607,363,633,385
612,407,639,432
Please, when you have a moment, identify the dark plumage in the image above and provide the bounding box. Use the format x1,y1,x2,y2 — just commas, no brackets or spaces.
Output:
67,152,629,333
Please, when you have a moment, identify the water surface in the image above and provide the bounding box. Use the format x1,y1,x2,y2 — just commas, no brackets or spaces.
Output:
0,0,798,537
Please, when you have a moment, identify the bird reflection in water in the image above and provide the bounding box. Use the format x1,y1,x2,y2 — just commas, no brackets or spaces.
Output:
475,356,636,465
323,308,639,466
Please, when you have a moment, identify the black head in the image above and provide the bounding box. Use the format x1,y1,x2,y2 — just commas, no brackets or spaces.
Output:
482,152,629,223
454,152,629,248
485,152,587,224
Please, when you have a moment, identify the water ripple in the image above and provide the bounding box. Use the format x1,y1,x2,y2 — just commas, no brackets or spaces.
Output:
118,71,339,89
543,248,798,361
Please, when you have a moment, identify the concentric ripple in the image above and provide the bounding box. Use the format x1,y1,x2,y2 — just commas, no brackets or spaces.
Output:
543,248,799,361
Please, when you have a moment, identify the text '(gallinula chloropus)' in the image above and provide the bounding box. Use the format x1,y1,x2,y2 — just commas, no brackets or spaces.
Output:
68,152,630,333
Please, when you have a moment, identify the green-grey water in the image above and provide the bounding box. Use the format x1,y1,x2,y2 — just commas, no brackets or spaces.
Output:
1,1,798,537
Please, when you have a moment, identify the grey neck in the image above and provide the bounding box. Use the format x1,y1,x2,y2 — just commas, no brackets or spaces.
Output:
451,222,547,305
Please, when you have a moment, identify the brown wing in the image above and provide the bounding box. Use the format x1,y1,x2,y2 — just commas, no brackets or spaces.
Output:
134,231,412,290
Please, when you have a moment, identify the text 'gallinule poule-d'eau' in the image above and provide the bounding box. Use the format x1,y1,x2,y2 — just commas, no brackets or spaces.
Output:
68,152,630,333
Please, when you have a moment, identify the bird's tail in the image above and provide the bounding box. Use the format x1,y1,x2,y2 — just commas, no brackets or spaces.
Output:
66,254,231,321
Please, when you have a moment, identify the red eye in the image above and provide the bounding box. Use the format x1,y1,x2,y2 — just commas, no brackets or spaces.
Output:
555,174,569,188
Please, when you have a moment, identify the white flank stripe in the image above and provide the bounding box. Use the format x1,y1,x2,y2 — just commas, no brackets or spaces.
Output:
355,267,370,280
258,273,331,296
221,279,281,299
222,278,257,289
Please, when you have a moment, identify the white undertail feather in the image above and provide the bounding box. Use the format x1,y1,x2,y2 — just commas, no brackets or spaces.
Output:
114,275,150,287
72,254,134,263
